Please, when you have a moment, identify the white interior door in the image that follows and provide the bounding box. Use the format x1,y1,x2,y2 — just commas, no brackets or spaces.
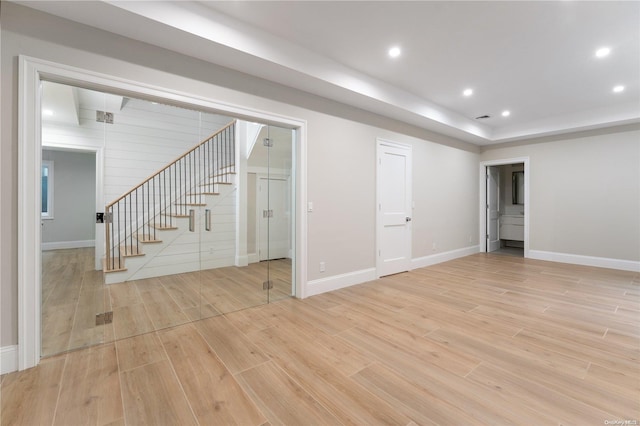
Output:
486,166,500,252
258,177,289,261
377,141,412,277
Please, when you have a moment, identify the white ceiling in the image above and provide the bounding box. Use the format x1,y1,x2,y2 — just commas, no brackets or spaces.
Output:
18,1,640,145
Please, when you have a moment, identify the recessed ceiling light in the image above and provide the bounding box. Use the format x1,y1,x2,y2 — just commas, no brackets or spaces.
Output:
613,85,625,93
463,88,473,97
595,47,611,58
501,110,511,117
42,109,54,116
388,46,401,58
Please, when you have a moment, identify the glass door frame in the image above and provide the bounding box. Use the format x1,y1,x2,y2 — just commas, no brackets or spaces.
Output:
18,55,307,371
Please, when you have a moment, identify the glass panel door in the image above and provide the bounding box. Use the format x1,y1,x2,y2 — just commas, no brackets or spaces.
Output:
40,81,107,356
40,81,295,358
246,124,294,303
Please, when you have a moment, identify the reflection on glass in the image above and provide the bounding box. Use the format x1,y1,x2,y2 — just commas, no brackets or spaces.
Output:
512,171,524,205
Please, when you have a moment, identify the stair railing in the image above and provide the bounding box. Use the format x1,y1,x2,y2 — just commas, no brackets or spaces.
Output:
105,120,236,271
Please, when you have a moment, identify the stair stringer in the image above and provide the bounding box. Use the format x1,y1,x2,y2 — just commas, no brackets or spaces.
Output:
104,183,237,284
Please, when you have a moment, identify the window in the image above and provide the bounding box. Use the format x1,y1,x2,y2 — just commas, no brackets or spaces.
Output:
41,160,54,219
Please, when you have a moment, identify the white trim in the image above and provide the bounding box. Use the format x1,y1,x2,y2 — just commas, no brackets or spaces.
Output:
306,268,377,297
529,250,640,273
18,55,308,370
479,157,530,257
411,245,479,270
0,346,19,375
41,240,95,251
42,143,105,269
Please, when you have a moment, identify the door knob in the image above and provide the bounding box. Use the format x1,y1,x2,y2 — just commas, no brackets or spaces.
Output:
406,217,412,222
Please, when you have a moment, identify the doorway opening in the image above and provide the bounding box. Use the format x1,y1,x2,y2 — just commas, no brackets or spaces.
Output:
479,158,530,258
19,56,306,370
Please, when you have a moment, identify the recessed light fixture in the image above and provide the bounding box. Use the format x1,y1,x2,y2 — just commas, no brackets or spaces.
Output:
43,109,54,116
388,46,401,58
595,47,611,58
463,88,473,97
501,110,511,117
613,85,625,93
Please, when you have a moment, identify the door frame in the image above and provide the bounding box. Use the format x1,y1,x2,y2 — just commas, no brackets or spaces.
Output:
478,157,530,256
40,143,105,270
486,165,500,253
18,55,308,370
376,138,412,278
255,174,291,262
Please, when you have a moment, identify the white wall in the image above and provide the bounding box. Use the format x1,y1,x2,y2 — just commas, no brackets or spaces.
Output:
481,126,640,264
43,93,230,207
41,149,96,247
1,3,479,348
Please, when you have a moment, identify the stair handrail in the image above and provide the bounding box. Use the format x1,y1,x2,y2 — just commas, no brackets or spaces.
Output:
105,120,236,272
105,120,236,210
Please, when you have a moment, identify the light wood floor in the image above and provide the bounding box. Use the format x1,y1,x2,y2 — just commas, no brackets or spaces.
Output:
41,248,291,357
4,254,638,425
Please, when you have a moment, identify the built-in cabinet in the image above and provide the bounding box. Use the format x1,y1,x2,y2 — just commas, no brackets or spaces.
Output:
500,215,524,241
498,163,525,247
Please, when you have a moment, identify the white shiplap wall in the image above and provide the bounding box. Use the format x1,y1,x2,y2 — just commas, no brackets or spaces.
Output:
43,92,236,282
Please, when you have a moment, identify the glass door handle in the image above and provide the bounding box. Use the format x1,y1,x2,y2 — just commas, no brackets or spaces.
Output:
205,209,211,231
189,209,195,232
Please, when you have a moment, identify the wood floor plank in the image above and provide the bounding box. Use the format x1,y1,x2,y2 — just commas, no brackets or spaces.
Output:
236,361,340,425
115,332,167,372
251,326,411,426
338,325,480,378
195,315,269,374
429,328,639,417
54,344,123,426
159,324,267,425
467,362,620,424
250,311,372,377
0,356,65,425
351,362,479,426
112,303,155,340
120,360,197,426
12,252,638,425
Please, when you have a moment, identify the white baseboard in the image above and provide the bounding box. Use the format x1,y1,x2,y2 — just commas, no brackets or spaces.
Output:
306,268,377,297
529,250,640,272
411,245,480,270
248,253,259,264
42,239,95,251
1,345,18,375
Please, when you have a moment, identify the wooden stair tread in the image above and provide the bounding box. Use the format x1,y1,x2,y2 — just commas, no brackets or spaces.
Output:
119,244,145,257
172,203,206,207
102,259,127,273
134,233,163,243
199,182,232,187
186,192,220,196
150,224,179,230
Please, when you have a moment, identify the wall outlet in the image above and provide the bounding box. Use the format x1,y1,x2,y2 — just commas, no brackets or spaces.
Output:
319,261,326,272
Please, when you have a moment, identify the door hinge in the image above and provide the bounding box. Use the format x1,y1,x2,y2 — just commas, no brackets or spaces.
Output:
263,280,273,290
263,209,273,218
96,111,114,124
95,311,113,325
263,138,273,147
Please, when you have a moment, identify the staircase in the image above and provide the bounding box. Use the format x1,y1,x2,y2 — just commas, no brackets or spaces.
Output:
104,121,236,284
